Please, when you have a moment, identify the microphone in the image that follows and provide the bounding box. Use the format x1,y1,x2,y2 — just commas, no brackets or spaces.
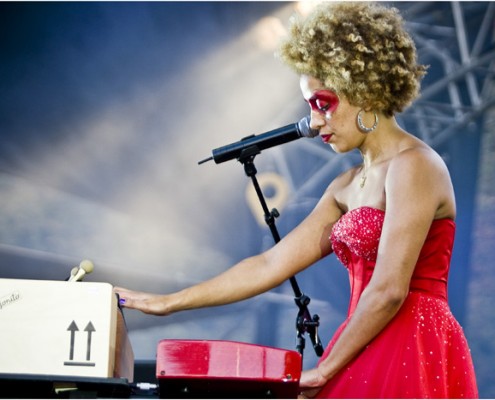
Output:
68,259,95,282
198,115,318,165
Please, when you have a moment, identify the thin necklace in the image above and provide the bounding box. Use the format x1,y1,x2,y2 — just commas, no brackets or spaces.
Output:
360,163,368,188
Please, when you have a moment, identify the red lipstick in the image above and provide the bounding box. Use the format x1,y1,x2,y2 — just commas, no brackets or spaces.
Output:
321,134,333,143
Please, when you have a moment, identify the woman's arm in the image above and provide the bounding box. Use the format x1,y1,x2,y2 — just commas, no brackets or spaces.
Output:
114,184,342,316
300,147,455,393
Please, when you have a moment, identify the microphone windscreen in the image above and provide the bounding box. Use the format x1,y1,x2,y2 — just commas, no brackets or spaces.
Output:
297,116,319,138
79,259,94,274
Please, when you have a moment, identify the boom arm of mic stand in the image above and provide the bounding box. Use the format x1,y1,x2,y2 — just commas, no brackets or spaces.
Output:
237,145,324,358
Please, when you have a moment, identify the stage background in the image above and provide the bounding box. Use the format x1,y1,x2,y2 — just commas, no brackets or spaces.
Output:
1,2,494,396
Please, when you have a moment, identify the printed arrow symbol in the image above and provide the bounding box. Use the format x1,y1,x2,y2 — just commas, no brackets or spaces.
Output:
84,322,96,361
67,321,79,360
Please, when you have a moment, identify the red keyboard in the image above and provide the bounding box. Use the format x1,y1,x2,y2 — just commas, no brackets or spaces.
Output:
156,339,302,398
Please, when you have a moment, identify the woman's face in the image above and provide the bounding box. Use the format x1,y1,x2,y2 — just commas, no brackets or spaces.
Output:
300,75,364,153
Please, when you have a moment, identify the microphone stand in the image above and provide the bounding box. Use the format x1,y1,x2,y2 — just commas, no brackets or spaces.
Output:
237,145,324,359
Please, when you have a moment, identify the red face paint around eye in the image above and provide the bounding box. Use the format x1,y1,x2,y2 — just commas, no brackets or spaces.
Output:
308,90,339,114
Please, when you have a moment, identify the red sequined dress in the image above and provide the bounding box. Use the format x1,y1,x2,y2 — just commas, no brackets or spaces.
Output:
316,206,478,398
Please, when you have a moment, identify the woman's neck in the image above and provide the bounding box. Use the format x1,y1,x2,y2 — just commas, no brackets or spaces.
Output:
359,116,407,167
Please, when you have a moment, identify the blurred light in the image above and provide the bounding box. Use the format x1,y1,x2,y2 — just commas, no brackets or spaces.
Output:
245,172,289,226
252,16,287,51
294,1,322,17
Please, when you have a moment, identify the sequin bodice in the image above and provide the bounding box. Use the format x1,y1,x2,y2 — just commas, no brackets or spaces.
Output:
331,206,384,264
330,206,455,314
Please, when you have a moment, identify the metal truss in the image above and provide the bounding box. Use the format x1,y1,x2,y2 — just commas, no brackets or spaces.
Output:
397,1,495,147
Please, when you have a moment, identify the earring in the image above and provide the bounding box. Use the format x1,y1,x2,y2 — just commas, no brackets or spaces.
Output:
357,109,378,133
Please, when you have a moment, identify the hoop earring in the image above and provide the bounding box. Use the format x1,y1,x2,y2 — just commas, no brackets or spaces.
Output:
357,109,378,133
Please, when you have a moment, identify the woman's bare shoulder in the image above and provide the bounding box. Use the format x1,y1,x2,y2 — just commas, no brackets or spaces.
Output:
387,141,455,219
391,141,449,175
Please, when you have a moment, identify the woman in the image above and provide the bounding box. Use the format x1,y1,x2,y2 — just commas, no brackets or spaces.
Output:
115,3,478,398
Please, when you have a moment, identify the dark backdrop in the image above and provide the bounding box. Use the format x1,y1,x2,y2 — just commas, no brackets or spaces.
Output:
1,2,494,397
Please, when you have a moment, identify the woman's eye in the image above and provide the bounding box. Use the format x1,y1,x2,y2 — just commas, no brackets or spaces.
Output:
316,99,330,111
308,90,339,114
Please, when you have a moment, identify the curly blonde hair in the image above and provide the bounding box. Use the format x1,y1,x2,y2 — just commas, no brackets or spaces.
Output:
278,2,427,117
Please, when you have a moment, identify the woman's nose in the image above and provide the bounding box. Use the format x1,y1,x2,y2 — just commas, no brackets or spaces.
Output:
309,111,325,130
